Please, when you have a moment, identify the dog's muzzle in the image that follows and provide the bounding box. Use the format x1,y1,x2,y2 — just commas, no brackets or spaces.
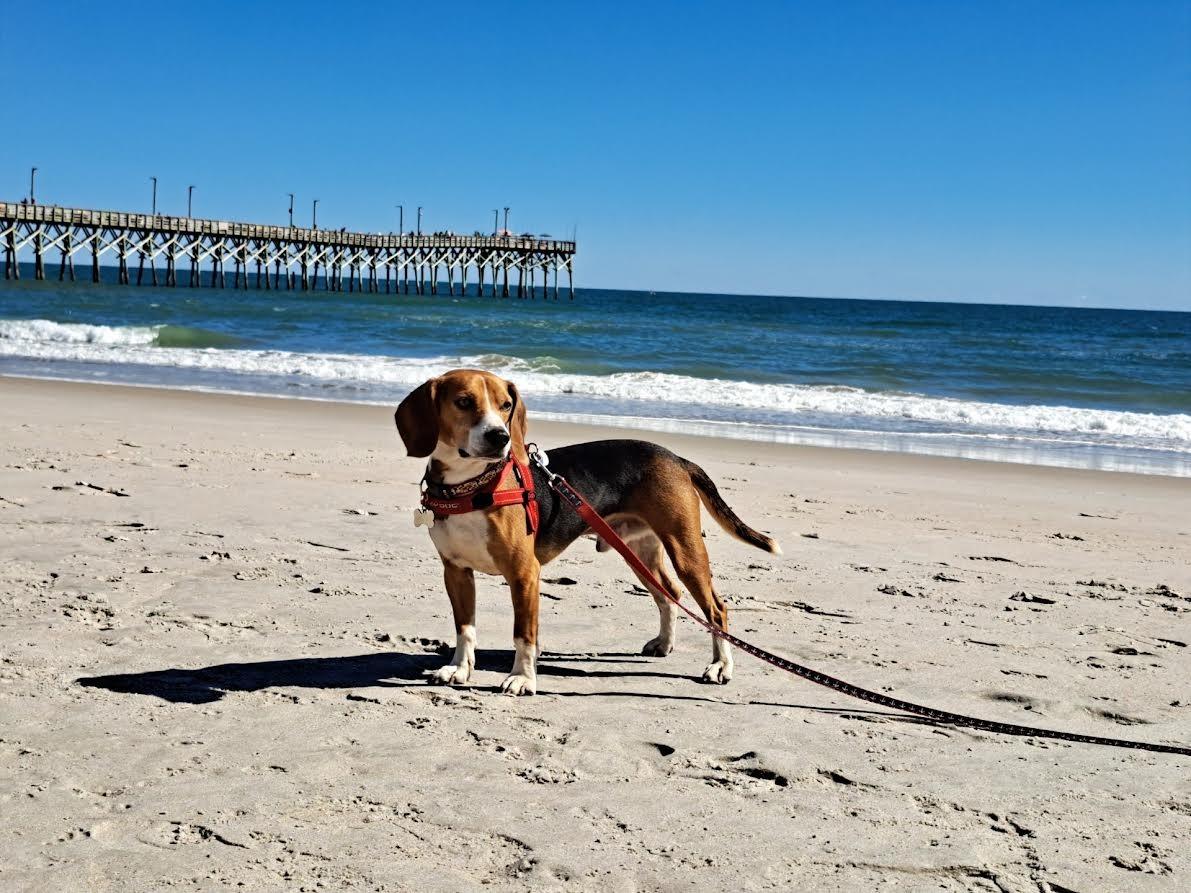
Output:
460,426,510,459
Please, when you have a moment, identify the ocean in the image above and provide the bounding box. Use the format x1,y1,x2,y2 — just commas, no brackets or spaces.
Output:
2,268,1189,476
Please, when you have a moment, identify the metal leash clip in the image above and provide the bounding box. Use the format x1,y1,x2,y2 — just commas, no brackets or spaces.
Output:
526,443,554,481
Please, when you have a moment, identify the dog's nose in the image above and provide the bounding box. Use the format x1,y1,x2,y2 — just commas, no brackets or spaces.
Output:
484,427,511,449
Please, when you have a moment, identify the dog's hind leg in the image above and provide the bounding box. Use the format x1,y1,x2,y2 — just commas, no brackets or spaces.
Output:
657,524,733,684
629,532,681,657
430,562,477,685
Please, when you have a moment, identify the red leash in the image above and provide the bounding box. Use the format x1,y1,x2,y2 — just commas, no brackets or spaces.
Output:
526,445,1190,757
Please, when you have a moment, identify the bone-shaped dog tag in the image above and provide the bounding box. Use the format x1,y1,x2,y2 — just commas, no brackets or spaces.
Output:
413,508,435,528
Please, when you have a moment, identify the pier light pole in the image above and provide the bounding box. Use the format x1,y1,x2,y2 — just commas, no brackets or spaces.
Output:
288,193,294,227
503,207,509,234
30,167,37,204
416,206,422,236
187,185,194,217
493,209,498,235
312,199,319,230
397,205,403,236
150,177,157,215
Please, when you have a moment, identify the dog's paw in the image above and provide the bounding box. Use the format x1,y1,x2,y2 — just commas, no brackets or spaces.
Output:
641,636,674,657
701,660,733,684
428,664,471,686
500,673,536,696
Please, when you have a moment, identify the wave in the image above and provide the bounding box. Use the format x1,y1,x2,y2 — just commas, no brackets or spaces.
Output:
0,318,241,349
3,317,1190,448
0,318,161,345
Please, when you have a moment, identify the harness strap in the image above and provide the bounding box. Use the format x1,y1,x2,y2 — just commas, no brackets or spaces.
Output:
526,445,1190,758
422,455,538,535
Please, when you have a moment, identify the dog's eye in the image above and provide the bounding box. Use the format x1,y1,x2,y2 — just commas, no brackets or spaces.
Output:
501,400,513,411
454,396,475,410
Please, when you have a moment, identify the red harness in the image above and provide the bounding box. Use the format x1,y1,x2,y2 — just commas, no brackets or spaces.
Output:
421,456,539,535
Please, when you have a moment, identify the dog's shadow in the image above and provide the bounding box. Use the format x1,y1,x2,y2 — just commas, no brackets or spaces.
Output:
76,648,691,705
76,650,953,730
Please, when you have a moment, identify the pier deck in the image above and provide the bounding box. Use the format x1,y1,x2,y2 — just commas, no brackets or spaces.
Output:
1,201,575,298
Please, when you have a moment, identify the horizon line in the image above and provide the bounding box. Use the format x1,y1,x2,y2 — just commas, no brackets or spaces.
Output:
3,259,1185,315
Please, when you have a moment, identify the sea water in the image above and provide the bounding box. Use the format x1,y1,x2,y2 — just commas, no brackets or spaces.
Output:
2,271,1189,476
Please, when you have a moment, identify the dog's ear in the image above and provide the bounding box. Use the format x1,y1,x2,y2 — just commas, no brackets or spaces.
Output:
507,381,528,459
395,378,440,457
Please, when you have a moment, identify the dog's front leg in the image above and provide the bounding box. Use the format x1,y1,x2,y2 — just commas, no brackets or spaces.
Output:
430,562,477,685
500,564,540,696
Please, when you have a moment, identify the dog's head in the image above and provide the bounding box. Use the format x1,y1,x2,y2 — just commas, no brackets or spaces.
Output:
395,369,527,461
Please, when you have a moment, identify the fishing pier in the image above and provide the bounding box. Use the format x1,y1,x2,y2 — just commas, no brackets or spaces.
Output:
1,201,577,299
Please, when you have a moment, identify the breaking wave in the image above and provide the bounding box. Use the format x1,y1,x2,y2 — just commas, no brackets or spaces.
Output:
2,317,1189,450
0,318,241,349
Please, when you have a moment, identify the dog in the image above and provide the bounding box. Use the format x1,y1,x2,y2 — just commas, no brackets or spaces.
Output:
395,369,780,695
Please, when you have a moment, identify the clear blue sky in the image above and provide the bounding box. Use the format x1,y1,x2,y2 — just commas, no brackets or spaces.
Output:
4,1,1189,310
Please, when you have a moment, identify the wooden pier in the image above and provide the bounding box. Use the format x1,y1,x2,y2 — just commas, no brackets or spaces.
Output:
0,201,576,299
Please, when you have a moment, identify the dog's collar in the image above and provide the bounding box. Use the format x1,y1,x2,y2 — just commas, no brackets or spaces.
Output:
420,455,539,535
422,459,507,499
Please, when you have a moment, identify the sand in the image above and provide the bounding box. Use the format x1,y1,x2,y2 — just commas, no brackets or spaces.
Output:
1,375,1189,892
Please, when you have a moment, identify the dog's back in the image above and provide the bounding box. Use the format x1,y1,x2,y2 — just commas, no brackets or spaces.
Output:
532,439,778,560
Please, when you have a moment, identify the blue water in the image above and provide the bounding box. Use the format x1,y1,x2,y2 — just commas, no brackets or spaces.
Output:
2,266,1190,475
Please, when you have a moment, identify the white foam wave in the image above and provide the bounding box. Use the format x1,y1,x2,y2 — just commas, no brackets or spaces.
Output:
3,318,1189,447
0,318,161,346
505,367,1191,444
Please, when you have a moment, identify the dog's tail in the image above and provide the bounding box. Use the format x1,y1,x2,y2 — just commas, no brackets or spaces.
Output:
682,459,782,555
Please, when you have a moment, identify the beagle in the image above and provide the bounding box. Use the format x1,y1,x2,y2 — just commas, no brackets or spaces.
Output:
395,369,780,695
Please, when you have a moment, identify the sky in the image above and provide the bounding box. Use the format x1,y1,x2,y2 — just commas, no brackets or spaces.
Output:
2,1,1189,310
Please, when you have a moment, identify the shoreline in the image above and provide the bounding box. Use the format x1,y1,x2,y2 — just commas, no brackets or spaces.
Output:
4,370,1189,479
5,372,1186,484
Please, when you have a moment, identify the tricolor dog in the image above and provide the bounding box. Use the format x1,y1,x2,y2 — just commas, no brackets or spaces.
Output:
395,369,780,695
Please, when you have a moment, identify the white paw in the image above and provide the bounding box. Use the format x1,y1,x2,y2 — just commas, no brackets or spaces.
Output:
701,660,733,685
500,673,537,696
428,663,471,685
641,636,674,657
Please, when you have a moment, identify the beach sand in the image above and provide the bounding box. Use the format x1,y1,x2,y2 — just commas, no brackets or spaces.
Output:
1,375,1188,892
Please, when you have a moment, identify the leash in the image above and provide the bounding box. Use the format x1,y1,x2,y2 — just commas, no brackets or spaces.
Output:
525,445,1190,757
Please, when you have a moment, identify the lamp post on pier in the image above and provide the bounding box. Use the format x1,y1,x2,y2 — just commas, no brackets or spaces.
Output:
416,206,422,236
187,185,194,217
493,209,499,235
288,193,294,227
312,199,319,231
29,167,37,204
397,205,403,236
503,207,509,234
150,177,157,215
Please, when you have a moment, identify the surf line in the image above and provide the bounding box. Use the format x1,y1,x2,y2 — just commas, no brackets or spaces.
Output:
526,444,1190,758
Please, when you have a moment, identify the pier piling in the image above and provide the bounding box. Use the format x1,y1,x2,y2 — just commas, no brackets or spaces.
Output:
33,228,44,279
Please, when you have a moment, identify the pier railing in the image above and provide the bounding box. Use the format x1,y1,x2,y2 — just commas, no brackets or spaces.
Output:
1,200,576,298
